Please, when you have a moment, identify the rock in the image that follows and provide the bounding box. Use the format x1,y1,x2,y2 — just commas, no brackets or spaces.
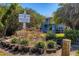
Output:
30,47,38,54
11,45,19,53
8,44,15,50
46,49,56,54
36,48,44,55
23,46,29,53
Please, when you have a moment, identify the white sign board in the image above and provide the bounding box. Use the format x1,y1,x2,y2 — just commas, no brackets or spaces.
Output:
19,14,30,23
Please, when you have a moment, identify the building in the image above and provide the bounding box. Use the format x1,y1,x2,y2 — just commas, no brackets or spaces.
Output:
40,18,65,33
40,18,50,33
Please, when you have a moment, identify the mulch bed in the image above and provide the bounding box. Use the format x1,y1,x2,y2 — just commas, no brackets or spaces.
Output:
0,40,61,55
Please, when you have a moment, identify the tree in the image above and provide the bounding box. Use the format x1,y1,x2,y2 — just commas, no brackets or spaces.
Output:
0,3,45,37
25,8,45,28
53,3,79,29
1,3,23,36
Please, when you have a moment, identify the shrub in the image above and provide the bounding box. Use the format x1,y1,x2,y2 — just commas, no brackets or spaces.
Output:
55,34,65,45
46,31,56,41
35,41,45,49
11,38,18,44
19,39,28,46
11,37,29,46
64,29,79,44
47,40,56,49
56,33,65,38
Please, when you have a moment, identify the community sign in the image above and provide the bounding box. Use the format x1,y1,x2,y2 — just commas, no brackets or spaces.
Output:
19,14,30,23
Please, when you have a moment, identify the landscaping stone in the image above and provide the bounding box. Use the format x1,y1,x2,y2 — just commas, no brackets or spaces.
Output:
35,48,44,55
10,45,19,54
56,45,61,50
30,47,38,54
7,44,15,50
23,46,29,53
46,49,56,54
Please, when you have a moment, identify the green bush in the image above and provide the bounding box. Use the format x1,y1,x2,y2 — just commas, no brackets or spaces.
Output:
56,33,65,39
19,39,28,46
35,41,45,49
47,40,56,49
11,38,18,44
64,29,79,44
46,31,56,40
11,38,29,46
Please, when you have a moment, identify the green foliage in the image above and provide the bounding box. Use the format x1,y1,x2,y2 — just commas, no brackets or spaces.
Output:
46,31,64,40
0,21,4,32
46,31,56,40
0,3,45,37
0,4,23,36
47,40,56,49
64,29,79,43
26,9,45,28
11,37,29,46
56,33,65,39
11,37,18,44
35,41,45,49
53,4,79,29
19,39,28,46
49,24,52,30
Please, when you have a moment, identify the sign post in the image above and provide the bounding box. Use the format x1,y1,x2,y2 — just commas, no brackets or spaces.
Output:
23,22,26,29
18,11,30,29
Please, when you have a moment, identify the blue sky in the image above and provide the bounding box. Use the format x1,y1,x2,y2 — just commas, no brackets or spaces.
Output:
21,3,59,17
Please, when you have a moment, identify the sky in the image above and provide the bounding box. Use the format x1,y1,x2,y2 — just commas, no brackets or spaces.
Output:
21,3,59,17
